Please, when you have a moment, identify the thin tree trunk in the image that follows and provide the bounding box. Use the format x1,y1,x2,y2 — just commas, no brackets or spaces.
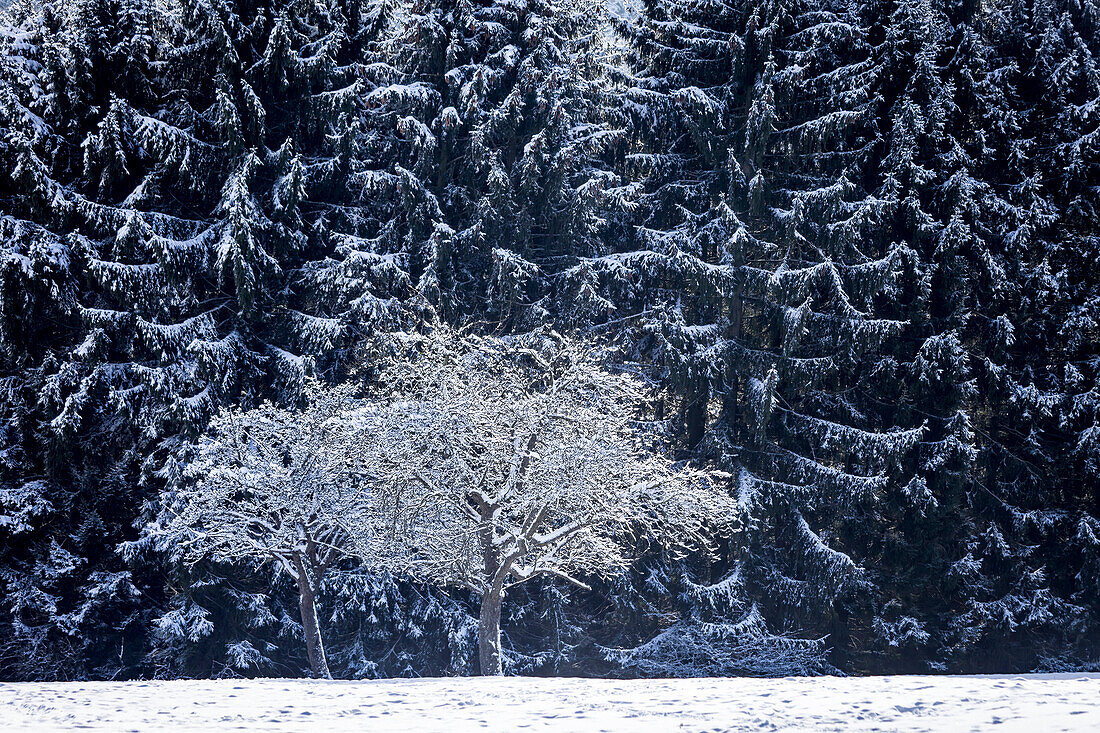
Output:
685,387,708,448
723,282,743,433
294,555,332,680
478,587,504,676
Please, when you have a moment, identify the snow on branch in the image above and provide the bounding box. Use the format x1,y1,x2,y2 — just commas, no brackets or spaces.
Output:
343,328,738,599
160,385,364,580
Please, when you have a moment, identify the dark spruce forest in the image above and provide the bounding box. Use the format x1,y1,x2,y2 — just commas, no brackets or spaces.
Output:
0,0,1098,679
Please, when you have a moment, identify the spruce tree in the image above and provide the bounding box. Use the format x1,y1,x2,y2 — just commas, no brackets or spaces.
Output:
356,0,629,326
583,0,927,672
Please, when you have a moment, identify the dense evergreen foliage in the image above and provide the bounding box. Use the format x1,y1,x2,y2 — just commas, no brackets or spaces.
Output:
0,0,1096,679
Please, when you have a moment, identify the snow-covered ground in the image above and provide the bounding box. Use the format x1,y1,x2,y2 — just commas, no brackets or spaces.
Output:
2,674,1098,732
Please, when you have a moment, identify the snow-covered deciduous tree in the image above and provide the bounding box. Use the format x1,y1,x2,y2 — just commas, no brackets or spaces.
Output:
346,329,737,675
159,387,364,679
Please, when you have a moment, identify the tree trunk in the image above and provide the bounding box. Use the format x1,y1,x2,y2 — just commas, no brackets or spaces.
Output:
685,387,708,448
478,588,504,676
294,556,332,679
723,282,743,434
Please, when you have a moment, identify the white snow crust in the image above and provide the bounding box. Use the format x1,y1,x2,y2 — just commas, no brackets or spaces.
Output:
2,673,1098,732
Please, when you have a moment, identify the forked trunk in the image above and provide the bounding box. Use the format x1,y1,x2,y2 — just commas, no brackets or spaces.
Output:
294,557,332,679
478,588,503,676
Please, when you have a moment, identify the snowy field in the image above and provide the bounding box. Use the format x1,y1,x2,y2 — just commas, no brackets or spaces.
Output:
2,674,1099,732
